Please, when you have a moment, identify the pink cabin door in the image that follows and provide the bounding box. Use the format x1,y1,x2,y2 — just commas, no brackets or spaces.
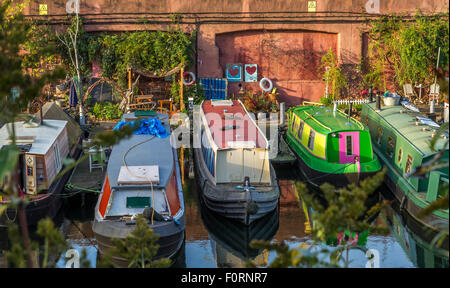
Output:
339,132,360,166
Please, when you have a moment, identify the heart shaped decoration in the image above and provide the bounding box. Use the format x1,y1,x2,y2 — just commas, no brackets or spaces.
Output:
246,66,256,75
229,66,240,77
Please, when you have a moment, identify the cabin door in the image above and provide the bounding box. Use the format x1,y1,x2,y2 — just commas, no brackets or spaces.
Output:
339,132,360,166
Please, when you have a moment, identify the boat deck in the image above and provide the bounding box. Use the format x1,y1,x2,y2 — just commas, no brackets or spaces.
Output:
291,105,364,134
202,100,267,150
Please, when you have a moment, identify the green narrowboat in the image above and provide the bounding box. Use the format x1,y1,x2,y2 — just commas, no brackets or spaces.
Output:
285,105,381,188
361,102,449,233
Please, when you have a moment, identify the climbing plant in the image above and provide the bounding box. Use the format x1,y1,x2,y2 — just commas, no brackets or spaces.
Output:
364,12,449,91
319,48,347,102
89,26,195,89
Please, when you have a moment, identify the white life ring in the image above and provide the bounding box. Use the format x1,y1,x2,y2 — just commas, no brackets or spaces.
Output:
183,72,196,86
260,77,273,92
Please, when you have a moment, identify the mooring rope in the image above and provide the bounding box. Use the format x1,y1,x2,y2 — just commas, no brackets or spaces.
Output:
122,135,156,225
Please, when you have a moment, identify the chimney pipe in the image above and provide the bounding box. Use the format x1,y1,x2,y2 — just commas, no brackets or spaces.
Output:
369,85,373,102
39,101,43,125
349,102,353,118
375,93,381,111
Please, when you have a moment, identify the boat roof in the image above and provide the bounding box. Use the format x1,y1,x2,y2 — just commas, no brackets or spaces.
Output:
201,100,268,150
365,103,449,157
291,105,364,134
0,120,67,155
106,112,174,189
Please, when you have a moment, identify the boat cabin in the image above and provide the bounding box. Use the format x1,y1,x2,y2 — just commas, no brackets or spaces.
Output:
287,105,375,166
198,100,271,184
0,120,70,195
96,113,183,221
362,102,449,201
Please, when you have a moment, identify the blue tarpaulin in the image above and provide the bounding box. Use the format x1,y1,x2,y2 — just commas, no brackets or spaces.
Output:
113,117,169,138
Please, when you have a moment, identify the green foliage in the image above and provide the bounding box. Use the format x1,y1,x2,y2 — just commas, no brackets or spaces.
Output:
6,218,67,268
319,48,347,100
91,102,123,120
55,15,92,77
0,0,65,125
319,96,333,106
36,218,68,268
365,12,449,90
0,145,19,188
89,28,195,89
5,225,28,268
171,80,205,106
99,215,171,268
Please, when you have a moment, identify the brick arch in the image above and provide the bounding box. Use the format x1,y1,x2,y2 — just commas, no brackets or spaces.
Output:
215,29,337,105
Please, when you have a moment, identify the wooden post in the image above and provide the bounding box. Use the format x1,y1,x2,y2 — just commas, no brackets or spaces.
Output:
128,68,132,90
180,145,185,185
180,67,184,111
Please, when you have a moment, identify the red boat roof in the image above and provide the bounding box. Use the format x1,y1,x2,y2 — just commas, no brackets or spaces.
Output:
201,100,268,150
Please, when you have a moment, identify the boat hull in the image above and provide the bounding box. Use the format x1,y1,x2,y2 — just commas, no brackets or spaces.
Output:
93,215,185,268
291,142,379,189
0,140,82,227
194,148,280,225
383,164,449,243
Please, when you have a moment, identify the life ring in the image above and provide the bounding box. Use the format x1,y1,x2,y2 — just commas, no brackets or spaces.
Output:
260,77,273,92
183,72,196,86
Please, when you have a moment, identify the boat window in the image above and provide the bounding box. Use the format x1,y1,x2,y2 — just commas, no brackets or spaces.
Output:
346,135,353,156
398,148,403,163
387,136,395,158
376,126,383,145
293,115,300,132
297,121,305,140
405,154,413,174
308,130,315,150
54,143,61,171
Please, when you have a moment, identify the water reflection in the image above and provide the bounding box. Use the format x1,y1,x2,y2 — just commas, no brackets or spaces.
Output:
385,203,449,268
201,206,279,268
0,163,448,268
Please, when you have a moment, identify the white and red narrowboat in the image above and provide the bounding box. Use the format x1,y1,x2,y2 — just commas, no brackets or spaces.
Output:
194,100,280,225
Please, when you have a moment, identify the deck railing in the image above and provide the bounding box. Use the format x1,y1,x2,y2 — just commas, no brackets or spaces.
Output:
333,98,370,105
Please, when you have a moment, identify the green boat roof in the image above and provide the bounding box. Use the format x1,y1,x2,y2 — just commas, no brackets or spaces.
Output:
290,105,365,134
366,103,449,157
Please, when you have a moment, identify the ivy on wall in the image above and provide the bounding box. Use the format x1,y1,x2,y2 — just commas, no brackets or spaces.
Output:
88,26,195,89
364,12,449,91
24,16,196,90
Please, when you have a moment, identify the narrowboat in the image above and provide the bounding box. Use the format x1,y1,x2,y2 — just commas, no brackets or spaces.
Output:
285,105,381,188
0,117,82,227
194,100,280,225
92,112,185,267
201,204,279,268
361,102,449,233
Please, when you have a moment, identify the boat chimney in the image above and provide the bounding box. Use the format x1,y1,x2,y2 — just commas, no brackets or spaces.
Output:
375,93,381,111
430,99,435,114
444,102,449,123
39,101,43,125
279,102,286,126
368,85,373,102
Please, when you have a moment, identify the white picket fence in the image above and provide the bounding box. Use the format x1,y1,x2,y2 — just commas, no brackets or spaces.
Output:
333,99,370,105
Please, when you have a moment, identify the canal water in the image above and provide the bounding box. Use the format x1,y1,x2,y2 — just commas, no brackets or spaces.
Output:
0,160,448,268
